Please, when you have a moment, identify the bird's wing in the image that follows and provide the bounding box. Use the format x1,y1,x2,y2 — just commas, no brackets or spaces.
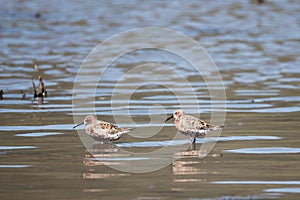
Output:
179,115,212,134
93,121,122,135
192,117,223,131
195,119,212,130
187,116,211,128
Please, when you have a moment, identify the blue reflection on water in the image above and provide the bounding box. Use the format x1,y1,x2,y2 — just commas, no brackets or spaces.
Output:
224,147,300,154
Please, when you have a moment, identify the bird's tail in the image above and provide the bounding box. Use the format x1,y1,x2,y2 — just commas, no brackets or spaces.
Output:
121,127,135,133
209,125,224,131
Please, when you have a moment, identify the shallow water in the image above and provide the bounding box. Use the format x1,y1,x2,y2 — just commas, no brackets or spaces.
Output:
1,0,300,199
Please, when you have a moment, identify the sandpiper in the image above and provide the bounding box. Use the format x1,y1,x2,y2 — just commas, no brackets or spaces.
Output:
73,115,133,141
165,109,223,150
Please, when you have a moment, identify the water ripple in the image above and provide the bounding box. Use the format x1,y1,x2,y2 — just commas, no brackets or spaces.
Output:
0,124,73,131
117,136,281,148
212,181,300,185
264,187,300,194
0,146,37,150
224,147,300,154
0,165,32,168
15,132,64,137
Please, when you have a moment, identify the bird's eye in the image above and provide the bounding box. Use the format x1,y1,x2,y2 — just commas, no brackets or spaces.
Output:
174,112,178,115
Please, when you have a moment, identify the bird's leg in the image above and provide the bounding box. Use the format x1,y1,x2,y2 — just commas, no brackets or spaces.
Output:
189,136,196,150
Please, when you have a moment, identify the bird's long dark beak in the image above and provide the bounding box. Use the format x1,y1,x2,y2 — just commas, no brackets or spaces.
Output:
73,122,84,129
164,114,174,122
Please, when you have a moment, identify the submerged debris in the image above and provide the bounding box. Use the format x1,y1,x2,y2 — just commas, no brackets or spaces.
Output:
21,90,26,99
0,89,3,100
252,0,265,4
35,12,41,18
32,79,37,98
32,65,47,98
38,76,47,97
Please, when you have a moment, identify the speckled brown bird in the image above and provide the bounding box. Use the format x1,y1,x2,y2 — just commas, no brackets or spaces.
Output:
73,115,133,141
165,109,223,150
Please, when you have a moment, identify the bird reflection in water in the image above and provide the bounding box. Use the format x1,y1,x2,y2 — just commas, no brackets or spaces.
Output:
172,150,222,187
83,142,120,167
82,142,131,192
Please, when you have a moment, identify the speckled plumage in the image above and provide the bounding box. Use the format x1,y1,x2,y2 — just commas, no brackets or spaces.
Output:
165,109,223,150
73,115,132,141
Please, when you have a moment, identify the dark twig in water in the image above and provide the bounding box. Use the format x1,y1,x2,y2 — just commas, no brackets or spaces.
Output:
38,76,47,97
32,79,37,98
0,89,3,100
34,64,39,74
21,90,26,99
35,12,41,18
252,0,264,4
32,65,47,98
